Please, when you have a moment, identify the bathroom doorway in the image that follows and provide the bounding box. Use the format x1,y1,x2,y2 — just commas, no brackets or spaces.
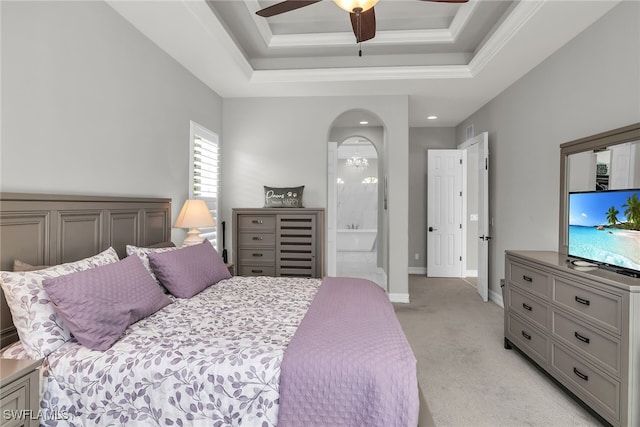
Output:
335,137,385,288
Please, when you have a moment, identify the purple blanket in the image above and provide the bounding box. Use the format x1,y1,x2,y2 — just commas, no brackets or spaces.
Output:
278,277,419,427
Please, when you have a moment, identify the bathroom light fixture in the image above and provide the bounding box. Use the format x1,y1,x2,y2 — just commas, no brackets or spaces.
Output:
332,0,378,13
174,199,215,246
346,154,368,169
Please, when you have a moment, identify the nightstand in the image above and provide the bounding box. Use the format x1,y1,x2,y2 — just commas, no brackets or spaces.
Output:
1,359,41,427
225,263,235,276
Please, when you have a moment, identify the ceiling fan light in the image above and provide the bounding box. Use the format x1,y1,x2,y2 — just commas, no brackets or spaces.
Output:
332,0,379,13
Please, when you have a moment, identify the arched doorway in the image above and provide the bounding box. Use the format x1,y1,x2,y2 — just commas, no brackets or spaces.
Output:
327,110,387,290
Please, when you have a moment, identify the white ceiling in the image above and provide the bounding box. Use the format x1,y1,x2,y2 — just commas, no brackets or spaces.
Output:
106,0,620,127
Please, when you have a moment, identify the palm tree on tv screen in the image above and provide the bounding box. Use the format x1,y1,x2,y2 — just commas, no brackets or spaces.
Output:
606,206,619,226
622,193,640,230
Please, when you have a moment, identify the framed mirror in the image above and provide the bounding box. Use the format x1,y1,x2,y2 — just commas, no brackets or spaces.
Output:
559,122,640,254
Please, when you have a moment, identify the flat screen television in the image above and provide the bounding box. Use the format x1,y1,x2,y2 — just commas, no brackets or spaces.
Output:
568,189,640,277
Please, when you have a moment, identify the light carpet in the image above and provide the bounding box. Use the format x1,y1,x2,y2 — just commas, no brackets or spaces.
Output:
393,275,607,427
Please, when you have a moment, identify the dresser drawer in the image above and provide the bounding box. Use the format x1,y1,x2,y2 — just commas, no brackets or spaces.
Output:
507,313,548,364
0,379,27,415
238,265,276,276
508,287,549,331
552,310,620,377
238,249,275,264
550,343,619,423
237,232,275,248
552,278,622,335
508,261,550,299
237,215,276,232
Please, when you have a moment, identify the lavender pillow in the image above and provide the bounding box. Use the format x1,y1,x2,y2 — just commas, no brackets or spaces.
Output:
0,247,120,358
126,244,179,284
148,240,230,298
43,256,172,351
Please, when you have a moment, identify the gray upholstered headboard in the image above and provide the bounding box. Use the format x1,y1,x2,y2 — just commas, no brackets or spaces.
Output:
0,193,172,348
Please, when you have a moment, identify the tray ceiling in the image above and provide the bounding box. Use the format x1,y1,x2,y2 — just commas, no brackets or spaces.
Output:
107,0,621,127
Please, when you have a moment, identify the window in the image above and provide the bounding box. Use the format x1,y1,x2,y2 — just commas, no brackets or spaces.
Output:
189,121,219,248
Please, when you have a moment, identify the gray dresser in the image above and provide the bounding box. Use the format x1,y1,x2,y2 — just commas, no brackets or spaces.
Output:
504,250,640,426
232,208,324,278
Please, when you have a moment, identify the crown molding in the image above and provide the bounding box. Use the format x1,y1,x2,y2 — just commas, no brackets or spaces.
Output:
245,0,478,49
250,64,472,84
468,0,544,75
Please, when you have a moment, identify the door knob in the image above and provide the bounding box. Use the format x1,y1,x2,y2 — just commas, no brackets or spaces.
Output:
428,227,437,232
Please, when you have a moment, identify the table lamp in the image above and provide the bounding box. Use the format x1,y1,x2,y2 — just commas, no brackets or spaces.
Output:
174,199,215,246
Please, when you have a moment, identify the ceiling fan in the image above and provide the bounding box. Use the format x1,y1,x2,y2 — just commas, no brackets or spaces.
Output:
256,0,469,44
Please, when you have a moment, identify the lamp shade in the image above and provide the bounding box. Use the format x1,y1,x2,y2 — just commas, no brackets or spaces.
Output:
174,200,215,246
174,199,215,228
332,0,378,13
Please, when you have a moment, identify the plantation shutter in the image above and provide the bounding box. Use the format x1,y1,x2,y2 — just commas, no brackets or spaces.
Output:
190,123,219,248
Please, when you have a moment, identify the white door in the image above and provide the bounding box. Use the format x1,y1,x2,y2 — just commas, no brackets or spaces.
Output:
475,133,489,302
427,150,463,277
458,132,490,301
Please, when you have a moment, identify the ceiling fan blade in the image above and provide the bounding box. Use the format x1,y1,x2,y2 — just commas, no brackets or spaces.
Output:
256,0,322,18
350,7,376,43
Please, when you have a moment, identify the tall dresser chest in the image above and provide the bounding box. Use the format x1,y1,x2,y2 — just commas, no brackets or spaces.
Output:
232,208,324,278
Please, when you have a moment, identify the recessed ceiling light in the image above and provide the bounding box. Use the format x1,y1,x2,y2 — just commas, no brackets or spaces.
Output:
360,121,369,125
427,116,438,120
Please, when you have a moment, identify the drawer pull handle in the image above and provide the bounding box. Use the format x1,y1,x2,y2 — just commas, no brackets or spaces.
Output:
252,236,263,241
252,269,263,273
252,220,264,224
522,303,532,311
252,253,263,257
573,367,589,382
574,332,590,344
521,331,531,340
575,296,591,306
522,275,533,282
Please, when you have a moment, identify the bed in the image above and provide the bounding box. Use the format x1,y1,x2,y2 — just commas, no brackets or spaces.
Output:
0,193,420,427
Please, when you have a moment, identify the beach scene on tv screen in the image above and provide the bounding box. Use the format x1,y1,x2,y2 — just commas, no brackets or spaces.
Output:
569,190,640,272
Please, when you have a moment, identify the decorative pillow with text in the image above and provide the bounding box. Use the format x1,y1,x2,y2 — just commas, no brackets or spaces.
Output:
264,186,304,208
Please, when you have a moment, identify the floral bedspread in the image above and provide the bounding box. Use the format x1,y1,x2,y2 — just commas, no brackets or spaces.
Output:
40,276,321,427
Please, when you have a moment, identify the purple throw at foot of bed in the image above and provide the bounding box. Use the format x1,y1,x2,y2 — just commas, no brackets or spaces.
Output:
278,276,419,427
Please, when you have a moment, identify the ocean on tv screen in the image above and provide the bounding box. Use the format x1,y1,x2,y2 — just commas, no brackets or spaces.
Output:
568,189,640,273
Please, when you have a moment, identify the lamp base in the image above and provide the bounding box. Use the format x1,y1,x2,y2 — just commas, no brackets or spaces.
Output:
183,228,203,246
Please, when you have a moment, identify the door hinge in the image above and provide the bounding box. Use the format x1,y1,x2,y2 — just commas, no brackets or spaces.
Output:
485,158,488,170
459,224,462,229
459,191,462,197
459,256,462,261
459,158,463,165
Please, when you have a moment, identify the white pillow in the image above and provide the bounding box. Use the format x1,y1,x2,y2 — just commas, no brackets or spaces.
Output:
0,341,31,360
0,247,119,359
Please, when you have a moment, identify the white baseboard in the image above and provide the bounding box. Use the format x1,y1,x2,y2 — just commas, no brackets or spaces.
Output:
408,267,427,275
389,293,410,303
489,288,504,308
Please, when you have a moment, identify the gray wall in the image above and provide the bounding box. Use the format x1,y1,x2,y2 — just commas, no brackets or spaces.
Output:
408,127,457,270
455,1,640,300
1,1,223,243
222,96,411,298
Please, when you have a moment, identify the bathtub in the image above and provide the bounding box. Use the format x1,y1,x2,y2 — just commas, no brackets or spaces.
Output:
337,229,377,252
